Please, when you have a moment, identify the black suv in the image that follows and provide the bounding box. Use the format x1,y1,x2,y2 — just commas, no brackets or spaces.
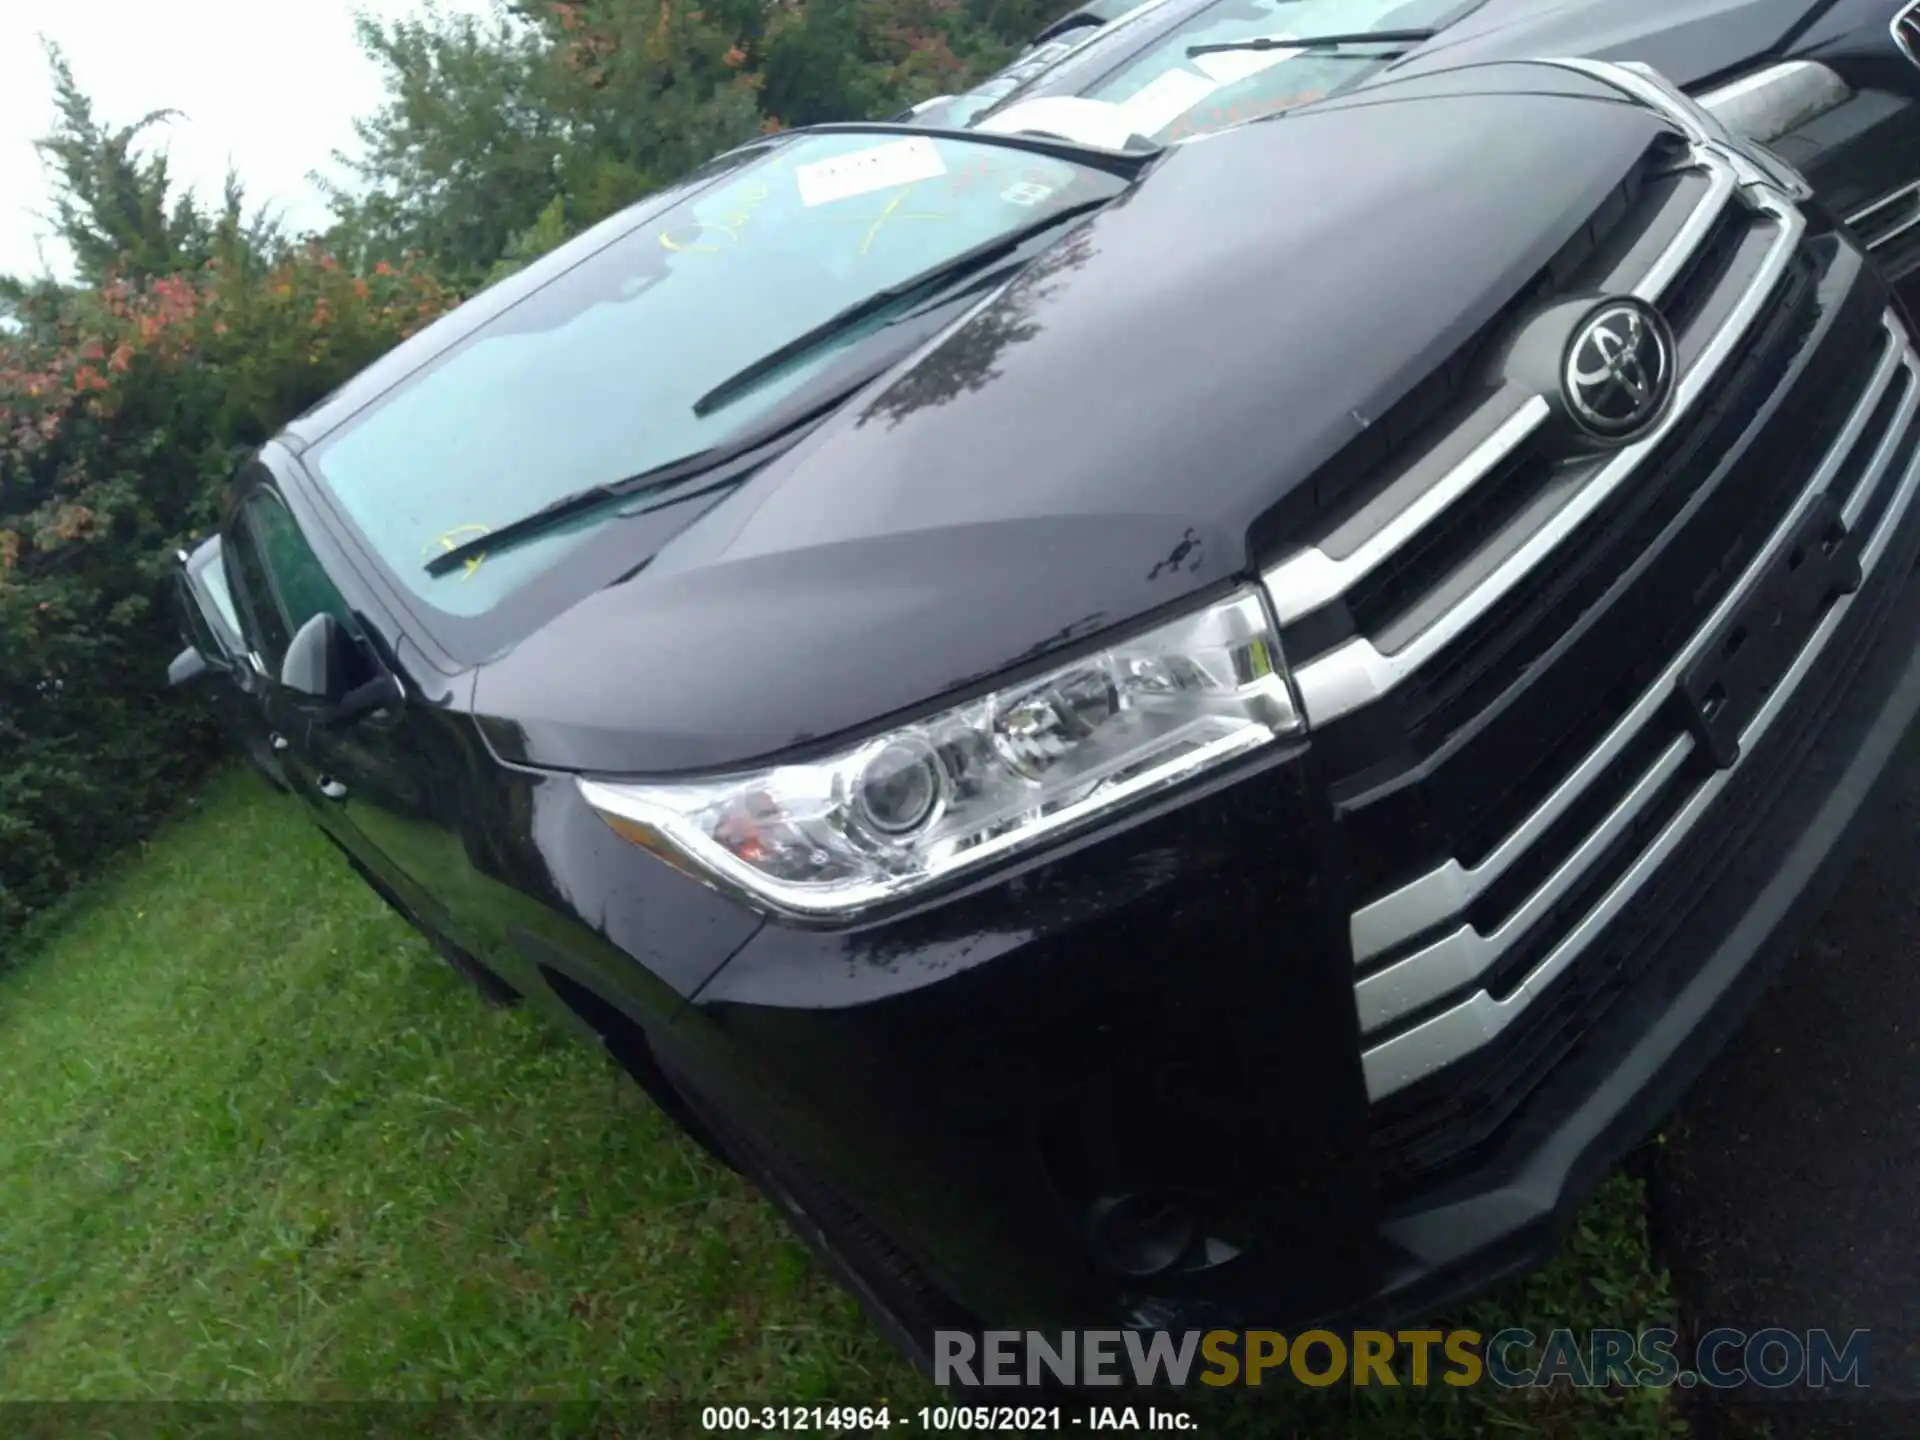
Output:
171,19,1920,1366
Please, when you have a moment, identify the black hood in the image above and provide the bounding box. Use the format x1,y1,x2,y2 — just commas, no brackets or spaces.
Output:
473,68,1673,777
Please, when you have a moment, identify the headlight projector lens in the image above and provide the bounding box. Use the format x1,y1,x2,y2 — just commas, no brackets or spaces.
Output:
854,737,945,837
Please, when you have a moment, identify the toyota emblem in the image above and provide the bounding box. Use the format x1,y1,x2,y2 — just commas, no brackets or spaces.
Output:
1562,299,1676,441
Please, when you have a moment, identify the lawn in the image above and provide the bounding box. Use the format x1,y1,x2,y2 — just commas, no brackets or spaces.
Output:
0,767,1684,1437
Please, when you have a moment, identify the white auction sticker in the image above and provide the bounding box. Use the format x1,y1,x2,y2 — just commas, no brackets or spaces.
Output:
1001,180,1058,207
795,137,948,208
1115,66,1220,136
1190,40,1305,86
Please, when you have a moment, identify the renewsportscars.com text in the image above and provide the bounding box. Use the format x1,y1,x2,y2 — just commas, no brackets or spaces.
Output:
934,1327,1872,1391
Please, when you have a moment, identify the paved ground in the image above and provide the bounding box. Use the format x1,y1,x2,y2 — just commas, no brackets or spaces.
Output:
1648,756,1920,1436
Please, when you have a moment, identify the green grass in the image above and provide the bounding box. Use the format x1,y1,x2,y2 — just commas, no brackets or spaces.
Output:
0,768,1685,1437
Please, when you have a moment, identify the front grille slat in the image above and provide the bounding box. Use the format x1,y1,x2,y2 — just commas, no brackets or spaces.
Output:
1272,394,1551,626
1841,370,1920,529
1323,75,1920,1184
1847,180,1920,255
1391,247,1824,754
1638,169,1745,335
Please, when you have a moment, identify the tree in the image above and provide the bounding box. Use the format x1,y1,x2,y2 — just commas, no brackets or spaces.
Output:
319,0,767,286
318,4,576,285
322,0,1074,286
0,57,455,955
31,43,281,287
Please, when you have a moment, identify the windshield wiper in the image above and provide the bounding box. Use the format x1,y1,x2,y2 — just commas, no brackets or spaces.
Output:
691,197,1111,418
426,201,1117,579
423,398,846,577
794,121,1159,179
1187,28,1436,59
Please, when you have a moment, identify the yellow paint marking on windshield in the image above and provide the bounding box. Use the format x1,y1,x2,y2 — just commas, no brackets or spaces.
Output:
660,173,958,262
660,181,774,254
836,183,947,255
660,226,732,254
424,524,493,580
862,188,911,256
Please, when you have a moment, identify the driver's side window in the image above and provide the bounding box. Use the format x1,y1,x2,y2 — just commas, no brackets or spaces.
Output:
223,492,354,680
177,576,230,668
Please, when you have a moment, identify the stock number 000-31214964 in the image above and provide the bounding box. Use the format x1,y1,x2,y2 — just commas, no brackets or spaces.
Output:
700,1405,1071,1431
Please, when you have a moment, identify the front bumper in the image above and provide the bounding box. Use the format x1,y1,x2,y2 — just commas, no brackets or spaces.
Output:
661,450,1920,1336
1363,470,1920,1327
652,209,1920,1341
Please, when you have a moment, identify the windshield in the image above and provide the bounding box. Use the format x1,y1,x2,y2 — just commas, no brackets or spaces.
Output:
931,34,1122,131
1030,0,1460,141
925,0,1190,130
307,131,1127,617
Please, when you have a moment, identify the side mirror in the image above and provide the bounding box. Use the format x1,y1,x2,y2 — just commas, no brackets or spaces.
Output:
168,645,211,689
282,613,403,727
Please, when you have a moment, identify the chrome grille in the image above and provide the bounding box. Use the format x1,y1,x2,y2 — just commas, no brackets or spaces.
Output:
1356,310,1920,1100
1266,157,1804,724
1251,69,1920,1111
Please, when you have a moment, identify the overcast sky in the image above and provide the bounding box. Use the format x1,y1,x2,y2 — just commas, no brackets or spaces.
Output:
0,0,493,283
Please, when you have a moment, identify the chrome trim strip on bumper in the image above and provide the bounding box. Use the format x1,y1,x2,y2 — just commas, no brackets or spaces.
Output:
1261,159,1738,628
1348,315,1912,965
1360,315,1920,1099
1291,192,1806,726
1842,363,1920,530
1848,180,1920,253
1353,734,1692,1033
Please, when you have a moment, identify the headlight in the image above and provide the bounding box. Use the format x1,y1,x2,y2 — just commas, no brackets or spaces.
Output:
579,588,1302,916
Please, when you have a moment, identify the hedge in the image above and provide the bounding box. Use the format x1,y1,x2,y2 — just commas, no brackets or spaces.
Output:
0,246,456,956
